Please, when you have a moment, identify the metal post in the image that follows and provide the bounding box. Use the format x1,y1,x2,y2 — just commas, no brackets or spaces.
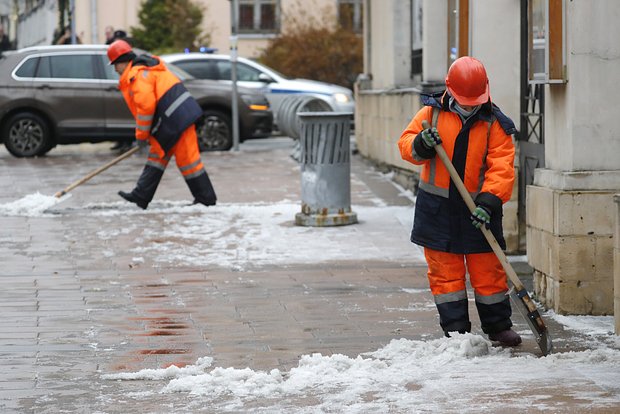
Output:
229,0,240,151
69,0,76,44
90,0,98,44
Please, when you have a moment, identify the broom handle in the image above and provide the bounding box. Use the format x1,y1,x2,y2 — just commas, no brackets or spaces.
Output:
54,146,140,198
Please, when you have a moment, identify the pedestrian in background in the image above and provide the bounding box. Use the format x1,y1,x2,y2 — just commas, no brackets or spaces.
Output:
397,56,521,347
107,39,217,209
104,25,115,44
0,24,11,51
54,25,82,44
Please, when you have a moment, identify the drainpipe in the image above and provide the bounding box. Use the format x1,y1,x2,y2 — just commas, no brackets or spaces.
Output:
91,0,98,43
69,0,76,44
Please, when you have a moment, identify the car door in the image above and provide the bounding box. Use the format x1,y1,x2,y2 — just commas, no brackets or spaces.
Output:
32,52,106,142
94,53,134,139
208,59,290,113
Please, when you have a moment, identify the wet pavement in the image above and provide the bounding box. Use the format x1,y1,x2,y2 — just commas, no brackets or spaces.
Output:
0,137,618,413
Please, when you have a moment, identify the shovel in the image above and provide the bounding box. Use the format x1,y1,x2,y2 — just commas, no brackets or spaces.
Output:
421,120,552,355
54,145,140,198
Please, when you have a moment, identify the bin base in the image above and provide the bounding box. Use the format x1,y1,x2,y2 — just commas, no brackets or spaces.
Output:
295,211,358,227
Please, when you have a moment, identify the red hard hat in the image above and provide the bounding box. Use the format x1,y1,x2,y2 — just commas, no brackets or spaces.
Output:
107,39,132,64
445,56,490,106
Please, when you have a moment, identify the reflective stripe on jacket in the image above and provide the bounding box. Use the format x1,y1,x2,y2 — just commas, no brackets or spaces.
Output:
397,92,517,253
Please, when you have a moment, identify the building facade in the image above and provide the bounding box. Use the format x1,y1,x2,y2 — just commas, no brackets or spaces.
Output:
50,0,361,59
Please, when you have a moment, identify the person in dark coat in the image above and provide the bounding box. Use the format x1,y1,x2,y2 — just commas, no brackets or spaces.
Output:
398,56,521,347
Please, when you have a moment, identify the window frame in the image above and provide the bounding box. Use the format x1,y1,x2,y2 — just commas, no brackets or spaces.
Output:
337,0,364,34
237,0,281,35
447,0,470,68
529,0,566,84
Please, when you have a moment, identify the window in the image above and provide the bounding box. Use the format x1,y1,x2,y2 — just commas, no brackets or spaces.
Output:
14,56,38,78
447,0,469,67
98,55,120,80
529,0,565,83
36,54,95,79
237,63,263,82
238,0,280,34
338,0,363,33
175,60,219,80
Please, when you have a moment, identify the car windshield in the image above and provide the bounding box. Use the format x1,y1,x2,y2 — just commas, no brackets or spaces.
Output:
255,61,290,80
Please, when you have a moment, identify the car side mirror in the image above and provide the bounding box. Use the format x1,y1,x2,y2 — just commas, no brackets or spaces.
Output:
258,73,274,83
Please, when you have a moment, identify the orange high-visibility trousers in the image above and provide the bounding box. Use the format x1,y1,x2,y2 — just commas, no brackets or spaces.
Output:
423,247,513,335
146,125,204,176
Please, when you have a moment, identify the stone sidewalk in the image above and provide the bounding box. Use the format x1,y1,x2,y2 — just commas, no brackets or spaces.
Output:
0,138,617,413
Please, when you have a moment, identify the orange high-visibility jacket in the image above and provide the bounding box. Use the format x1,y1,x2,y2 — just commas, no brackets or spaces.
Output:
398,92,516,253
118,54,201,152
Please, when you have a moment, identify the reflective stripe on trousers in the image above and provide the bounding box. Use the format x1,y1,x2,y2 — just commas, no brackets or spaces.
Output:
423,247,513,334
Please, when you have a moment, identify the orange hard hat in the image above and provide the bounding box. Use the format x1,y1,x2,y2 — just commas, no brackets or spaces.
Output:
107,39,133,64
445,56,490,106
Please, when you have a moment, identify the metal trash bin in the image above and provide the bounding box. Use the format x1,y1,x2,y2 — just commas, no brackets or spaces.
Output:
295,112,357,227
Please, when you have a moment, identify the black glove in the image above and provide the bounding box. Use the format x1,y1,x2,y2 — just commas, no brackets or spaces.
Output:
136,139,148,149
470,205,491,229
420,127,442,148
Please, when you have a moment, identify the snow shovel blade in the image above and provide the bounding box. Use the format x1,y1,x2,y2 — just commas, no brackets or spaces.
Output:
509,286,553,355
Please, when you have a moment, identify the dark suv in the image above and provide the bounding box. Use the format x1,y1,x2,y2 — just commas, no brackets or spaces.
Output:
0,45,273,157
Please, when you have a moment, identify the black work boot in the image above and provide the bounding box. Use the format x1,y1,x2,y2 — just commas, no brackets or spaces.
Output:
118,190,149,209
186,171,217,207
118,165,165,209
488,329,522,346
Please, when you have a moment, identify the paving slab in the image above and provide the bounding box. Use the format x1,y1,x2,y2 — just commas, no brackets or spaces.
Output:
0,138,618,413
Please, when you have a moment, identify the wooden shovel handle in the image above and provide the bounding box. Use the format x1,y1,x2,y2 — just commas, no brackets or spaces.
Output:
54,145,140,198
421,120,526,292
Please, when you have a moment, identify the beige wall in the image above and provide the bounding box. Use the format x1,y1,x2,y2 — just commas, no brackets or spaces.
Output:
74,0,337,58
75,0,142,44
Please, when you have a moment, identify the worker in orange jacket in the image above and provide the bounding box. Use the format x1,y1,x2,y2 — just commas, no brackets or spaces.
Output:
107,40,216,209
398,56,521,346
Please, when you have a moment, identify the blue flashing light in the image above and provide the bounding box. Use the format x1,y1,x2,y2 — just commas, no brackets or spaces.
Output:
199,46,218,54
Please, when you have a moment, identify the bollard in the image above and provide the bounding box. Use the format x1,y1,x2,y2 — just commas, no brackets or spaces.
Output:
295,112,357,227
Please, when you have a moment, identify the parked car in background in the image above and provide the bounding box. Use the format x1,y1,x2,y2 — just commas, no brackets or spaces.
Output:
0,45,273,157
161,53,355,128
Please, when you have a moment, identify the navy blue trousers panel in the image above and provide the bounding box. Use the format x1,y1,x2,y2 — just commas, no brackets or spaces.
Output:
186,171,217,206
476,297,513,334
133,165,164,206
436,299,471,334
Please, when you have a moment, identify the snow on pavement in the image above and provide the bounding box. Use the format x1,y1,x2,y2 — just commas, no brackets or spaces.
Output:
103,332,620,413
3,192,620,412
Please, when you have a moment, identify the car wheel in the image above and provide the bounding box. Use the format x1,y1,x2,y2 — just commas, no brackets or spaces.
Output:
2,112,54,157
195,110,233,151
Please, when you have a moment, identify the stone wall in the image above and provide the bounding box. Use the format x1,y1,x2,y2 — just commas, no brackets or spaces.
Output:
527,185,616,314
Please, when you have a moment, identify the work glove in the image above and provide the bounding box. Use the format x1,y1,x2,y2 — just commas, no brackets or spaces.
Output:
136,139,148,149
420,127,442,149
470,205,491,229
